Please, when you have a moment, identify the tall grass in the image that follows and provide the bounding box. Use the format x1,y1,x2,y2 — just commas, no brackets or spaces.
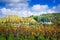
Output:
0,24,60,40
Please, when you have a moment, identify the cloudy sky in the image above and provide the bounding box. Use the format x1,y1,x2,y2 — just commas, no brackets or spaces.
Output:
0,0,60,17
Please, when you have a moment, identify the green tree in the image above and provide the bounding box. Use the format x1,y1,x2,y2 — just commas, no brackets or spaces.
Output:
52,13,60,26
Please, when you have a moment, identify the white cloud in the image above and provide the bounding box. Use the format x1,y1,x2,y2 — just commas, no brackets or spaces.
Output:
0,0,30,3
0,8,32,17
0,4,56,17
0,0,31,17
5,0,29,9
31,4,55,16
0,0,58,17
52,4,60,12
32,4,48,11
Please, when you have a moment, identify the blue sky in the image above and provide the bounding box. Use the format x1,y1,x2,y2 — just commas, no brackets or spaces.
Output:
0,0,60,8
29,0,60,7
0,0,60,17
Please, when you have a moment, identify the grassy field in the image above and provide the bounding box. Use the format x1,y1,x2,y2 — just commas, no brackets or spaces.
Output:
0,24,60,40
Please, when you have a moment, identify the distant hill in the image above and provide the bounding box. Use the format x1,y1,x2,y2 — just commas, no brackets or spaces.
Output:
0,15,37,24
0,13,60,27
0,15,23,23
30,13,60,23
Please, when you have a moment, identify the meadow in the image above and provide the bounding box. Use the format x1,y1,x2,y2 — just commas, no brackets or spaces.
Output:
0,24,60,40
0,13,60,40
